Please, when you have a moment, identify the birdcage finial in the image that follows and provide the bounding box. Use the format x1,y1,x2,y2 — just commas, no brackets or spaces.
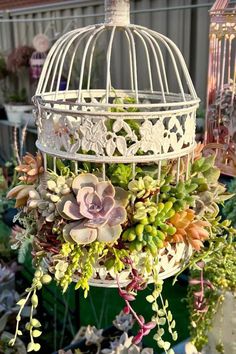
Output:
105,0,130,26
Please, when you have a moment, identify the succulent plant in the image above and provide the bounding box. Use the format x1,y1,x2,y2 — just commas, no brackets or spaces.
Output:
128,176,158,199
54,260,68,281
27,175,73,222
15,153,44,184
0,264,15,284
124,201,176,254
7,184,36,208
194,184,232,217
0,290,19,315
59,173,128,244
84,325,103,345
132,200,157,221
185,342,202,354
168,209,210,251
101,332,153,354
113,311,134,332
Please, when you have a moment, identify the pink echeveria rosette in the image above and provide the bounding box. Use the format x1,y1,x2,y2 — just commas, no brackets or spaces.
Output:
57,173,129,244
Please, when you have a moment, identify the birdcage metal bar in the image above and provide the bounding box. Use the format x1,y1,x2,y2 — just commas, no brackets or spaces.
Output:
37,26,94,94
146,28,198,99
140,28,186,101
134,28,167,101
134,29,169,94
133,29,153,92
124,30,134,91
125,27,139,101
78,27,105,101
49,28,94,94
86,29,106,90
106,26,116,102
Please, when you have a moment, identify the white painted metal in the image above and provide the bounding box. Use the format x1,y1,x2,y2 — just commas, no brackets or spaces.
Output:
33,1,200,165
73,243,193,288
31,0,200,284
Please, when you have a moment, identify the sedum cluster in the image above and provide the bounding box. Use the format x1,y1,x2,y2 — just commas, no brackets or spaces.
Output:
7,142,236,353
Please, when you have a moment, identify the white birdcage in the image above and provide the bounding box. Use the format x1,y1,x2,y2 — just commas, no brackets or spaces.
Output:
33,0,199,286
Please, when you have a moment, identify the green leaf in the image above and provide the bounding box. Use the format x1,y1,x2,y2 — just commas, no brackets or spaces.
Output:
172,331,178,341
31,294,38,308
167,310,173,321
146,295,155,303
33,343,41,352
171,320,176,328
25,322,31,330
157,339,165,348
153,334,161,341
17,299,26,306
27,343,35,352
163,341,171,350
168,349,175,354
158,317,166,325
157,309,165,316
152,302,158,311
157,328,165,337
8,339,14,347
31,319,41,328
32,330,42,338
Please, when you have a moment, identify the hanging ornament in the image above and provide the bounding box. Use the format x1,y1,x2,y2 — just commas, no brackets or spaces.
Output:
30,33,50,79
30,51,47,80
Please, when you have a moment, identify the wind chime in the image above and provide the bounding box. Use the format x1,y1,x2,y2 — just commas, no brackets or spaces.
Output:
205,0,236,176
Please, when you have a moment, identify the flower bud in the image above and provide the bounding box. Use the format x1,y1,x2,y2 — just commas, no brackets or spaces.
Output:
123,306,130,314
31,293,38,307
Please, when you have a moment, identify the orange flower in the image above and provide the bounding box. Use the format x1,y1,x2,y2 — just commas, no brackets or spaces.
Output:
7,184,36,207
15,153,44,183
168,209,209,251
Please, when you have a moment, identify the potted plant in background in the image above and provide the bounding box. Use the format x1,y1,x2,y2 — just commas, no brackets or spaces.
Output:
57,311,153,354
0,279,29,354
0,53,8,81
0,53,8,120
0,263,17,293
3,46,34,125
4,88,34,125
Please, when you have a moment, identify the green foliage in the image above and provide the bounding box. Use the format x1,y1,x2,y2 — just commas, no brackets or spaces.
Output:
18,237,33,264
107,163,134,188
123,200,176,255
9,268,51,351
0,53,8,80
223,178,236,227
186,218,236,351
7,88,28,104
57,242,106,297
149,274,177,354
75,242,106,297
159,179,196,212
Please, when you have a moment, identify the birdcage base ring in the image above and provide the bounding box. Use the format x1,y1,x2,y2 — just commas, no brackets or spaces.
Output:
72,243,192,288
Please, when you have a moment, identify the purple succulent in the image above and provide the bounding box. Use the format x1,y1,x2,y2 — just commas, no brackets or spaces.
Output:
58,173,128,244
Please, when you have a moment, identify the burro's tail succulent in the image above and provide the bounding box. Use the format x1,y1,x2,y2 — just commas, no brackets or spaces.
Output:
57,173,129,244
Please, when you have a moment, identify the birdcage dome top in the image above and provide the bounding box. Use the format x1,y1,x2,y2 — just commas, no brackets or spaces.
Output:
34,0,200,164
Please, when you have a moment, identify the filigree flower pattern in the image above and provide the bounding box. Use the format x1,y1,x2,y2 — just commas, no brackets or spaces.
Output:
38,109,196,159
80,119,107,154
139,119,165,154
